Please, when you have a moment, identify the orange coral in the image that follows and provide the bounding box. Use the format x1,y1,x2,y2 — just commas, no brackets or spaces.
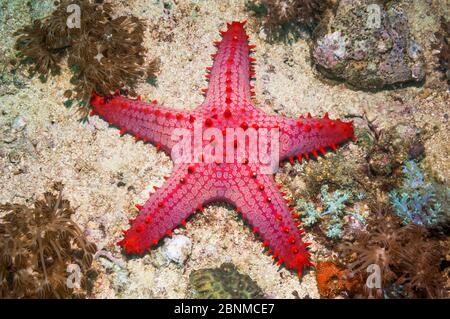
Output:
316,261,358,298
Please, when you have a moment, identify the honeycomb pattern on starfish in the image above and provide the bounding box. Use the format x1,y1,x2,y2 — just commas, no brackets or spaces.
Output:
90,21,355,277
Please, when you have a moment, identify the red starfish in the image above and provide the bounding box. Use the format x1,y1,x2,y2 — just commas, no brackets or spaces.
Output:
90,21,354,277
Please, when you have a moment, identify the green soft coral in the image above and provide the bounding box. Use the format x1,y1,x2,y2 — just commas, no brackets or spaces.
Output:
296,185,365,239
389,160,449,227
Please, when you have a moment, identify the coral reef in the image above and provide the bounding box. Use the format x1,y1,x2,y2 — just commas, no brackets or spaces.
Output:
14,0,159,115
350,113,423,194
188,263,264,299
389,160,449,228
358,114,407,178
339,215,446,298
247,0,334,42
315,261,359,298
312,0,425,90
0,182,97,298
293,113,423,212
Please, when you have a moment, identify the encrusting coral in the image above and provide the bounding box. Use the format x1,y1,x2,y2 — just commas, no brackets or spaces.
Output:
188,263,264,299
0,182,97,298
315,261,359,298
330,112,424,197
14,0,159,115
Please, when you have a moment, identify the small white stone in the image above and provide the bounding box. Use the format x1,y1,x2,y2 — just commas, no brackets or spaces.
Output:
162,235,192,266
12,116,27,131
204,243,217,256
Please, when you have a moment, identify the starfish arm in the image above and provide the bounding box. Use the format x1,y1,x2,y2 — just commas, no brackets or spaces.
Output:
277,114,355,162
224,168,312,276
90,93,193,154
201,21,254,114
117,163,219,254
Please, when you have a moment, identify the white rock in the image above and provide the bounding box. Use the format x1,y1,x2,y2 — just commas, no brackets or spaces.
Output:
12,116,27,131
162,235,192,266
